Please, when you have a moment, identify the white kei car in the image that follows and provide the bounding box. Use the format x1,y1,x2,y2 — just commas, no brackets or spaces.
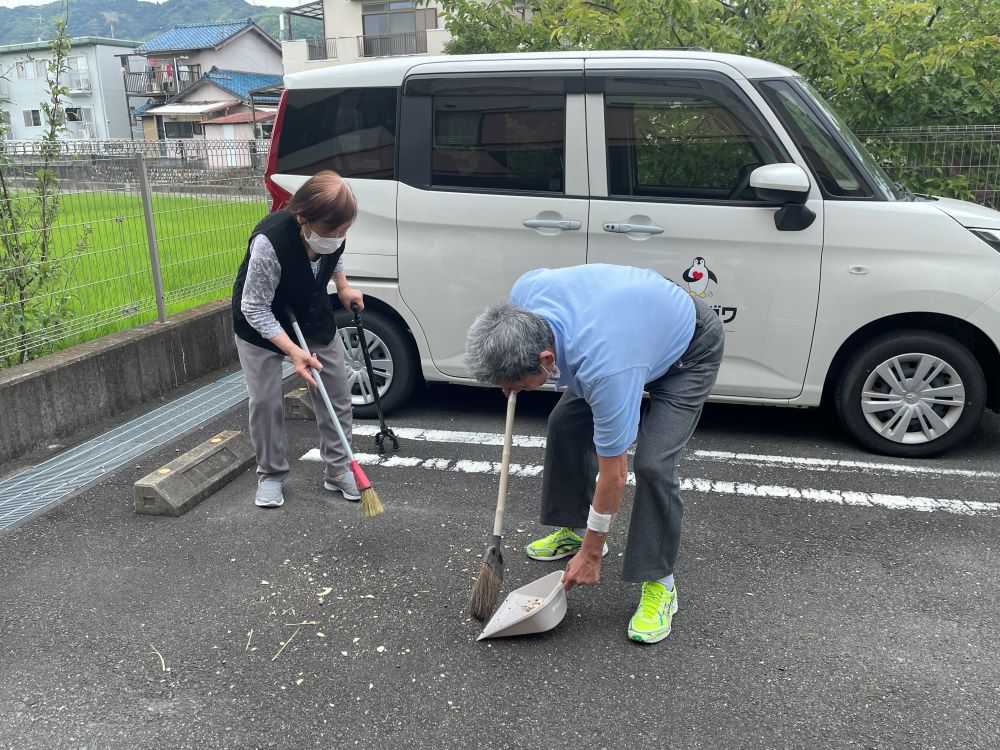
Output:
264,51,1000,458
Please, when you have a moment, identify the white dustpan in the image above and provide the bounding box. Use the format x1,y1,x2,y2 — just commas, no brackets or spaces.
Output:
477,570,568,640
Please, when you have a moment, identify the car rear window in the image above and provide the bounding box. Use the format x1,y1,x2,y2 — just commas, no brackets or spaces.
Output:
275,87,398,179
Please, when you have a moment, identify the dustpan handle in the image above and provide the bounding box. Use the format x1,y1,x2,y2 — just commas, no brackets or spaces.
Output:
493,392,517,536
350,302,390,426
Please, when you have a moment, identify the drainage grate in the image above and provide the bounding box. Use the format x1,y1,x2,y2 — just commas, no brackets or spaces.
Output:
0,365,290,533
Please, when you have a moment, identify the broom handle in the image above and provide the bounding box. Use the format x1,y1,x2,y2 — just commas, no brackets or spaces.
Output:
287,312,355,463
493,392,517,537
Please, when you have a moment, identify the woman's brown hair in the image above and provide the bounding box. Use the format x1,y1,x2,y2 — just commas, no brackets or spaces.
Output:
286,170,358,233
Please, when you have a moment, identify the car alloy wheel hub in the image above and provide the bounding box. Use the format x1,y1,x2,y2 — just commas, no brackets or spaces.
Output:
860,353,965,445
338,328,394,406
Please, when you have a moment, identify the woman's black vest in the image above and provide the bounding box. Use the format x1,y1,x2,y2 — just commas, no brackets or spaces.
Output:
232,210,345,354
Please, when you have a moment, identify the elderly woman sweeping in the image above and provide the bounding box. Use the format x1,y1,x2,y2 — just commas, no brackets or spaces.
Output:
232,170,363,509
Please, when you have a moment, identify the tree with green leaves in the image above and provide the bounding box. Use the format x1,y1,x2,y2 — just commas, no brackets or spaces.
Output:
0,2,90,367
436,0,1000,130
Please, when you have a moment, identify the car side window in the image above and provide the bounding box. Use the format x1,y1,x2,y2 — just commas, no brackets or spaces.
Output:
275,88,397,179
430,88,566,194
756,80,873,198
602,75,783,202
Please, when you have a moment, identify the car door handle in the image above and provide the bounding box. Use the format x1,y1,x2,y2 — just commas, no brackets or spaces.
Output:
523,219,582,231
602,222,664,235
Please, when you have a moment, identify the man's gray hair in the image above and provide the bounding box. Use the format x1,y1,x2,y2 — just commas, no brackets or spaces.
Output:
465,302,554,384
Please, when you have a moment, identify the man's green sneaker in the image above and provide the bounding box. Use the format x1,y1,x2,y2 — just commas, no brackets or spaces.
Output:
524,527,609,561
628,581,679,644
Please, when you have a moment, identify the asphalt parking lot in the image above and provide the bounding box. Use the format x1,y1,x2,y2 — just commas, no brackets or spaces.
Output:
2,373,999,750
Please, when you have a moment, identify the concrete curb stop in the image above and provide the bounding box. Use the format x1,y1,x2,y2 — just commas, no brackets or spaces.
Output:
134,430,256,516
283,387,316,420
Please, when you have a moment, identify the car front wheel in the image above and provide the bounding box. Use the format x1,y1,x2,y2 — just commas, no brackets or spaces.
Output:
333,304,418,418
834,330,986,457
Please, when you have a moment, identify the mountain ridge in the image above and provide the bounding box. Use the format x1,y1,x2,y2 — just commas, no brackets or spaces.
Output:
0,0,302,47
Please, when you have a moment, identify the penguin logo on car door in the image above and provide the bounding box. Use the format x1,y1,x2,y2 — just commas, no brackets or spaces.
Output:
682,257,718,298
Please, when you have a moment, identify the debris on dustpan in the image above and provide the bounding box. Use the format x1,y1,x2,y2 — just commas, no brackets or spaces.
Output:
477,571,568,641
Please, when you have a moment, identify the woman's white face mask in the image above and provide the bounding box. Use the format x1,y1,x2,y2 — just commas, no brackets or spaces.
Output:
304,228,345,255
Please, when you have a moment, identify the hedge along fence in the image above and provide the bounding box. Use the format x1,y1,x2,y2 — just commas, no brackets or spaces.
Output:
861,125,1000,210
0,140,269,368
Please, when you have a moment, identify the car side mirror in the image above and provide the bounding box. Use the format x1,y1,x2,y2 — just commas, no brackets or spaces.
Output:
750,163,816,231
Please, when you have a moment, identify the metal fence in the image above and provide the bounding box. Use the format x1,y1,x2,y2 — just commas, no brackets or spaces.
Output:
0,139,269,368
861,125,1000,209
0,137,271,166
359,31,427,58
306,36,338,61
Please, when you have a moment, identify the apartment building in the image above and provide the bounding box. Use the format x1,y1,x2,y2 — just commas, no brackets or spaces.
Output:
0,37,139,140
281,0,448,74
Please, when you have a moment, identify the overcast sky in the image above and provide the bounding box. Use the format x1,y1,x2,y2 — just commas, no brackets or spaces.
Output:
0,0,301,7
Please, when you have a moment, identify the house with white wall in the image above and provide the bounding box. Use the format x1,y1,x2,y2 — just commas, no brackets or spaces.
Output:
0,37,139,140
202,110,276,167
281,0,449,75
120,19,283,140
203,110,275,142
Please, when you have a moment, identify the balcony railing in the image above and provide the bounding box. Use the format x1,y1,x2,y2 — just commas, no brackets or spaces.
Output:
306,37,338,61
358,31,427,58
123,65,202,97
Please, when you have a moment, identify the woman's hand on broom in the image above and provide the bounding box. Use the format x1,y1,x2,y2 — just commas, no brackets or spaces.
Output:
269,330,322,388
291,347,322,388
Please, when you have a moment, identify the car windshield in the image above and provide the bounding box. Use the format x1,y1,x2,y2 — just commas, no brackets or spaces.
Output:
793,79,905,201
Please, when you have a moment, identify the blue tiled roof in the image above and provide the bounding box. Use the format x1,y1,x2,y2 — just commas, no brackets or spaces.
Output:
131,100,157,116
203,67,283,103
136,20,258,53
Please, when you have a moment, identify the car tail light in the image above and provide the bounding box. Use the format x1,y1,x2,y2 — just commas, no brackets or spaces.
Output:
264,90,291,212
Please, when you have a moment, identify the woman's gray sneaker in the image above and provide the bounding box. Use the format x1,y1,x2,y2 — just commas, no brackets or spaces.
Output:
255,478,284,508
324,470,361,501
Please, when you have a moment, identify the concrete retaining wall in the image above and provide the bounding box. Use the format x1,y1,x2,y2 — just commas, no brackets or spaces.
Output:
0,301,238,465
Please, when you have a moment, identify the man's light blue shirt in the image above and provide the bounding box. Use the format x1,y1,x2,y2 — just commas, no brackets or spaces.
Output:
510,264,696,457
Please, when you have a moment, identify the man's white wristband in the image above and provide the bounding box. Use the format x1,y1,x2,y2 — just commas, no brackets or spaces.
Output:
587,506,614,534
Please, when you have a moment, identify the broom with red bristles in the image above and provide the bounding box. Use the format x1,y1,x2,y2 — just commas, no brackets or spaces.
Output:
287,309,383,518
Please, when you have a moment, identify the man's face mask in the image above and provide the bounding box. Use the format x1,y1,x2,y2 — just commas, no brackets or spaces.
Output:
304,228,345,255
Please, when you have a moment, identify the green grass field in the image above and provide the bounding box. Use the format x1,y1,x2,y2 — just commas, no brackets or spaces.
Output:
33,189,268,352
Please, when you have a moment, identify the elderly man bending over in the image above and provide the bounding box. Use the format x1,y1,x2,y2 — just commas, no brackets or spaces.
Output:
465,264,724,644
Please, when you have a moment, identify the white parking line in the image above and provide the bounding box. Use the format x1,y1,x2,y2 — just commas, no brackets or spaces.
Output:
302,449,543,477
352,425,1000,480
353,425,546,448
691,450,1000,479
300,449,1000,518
